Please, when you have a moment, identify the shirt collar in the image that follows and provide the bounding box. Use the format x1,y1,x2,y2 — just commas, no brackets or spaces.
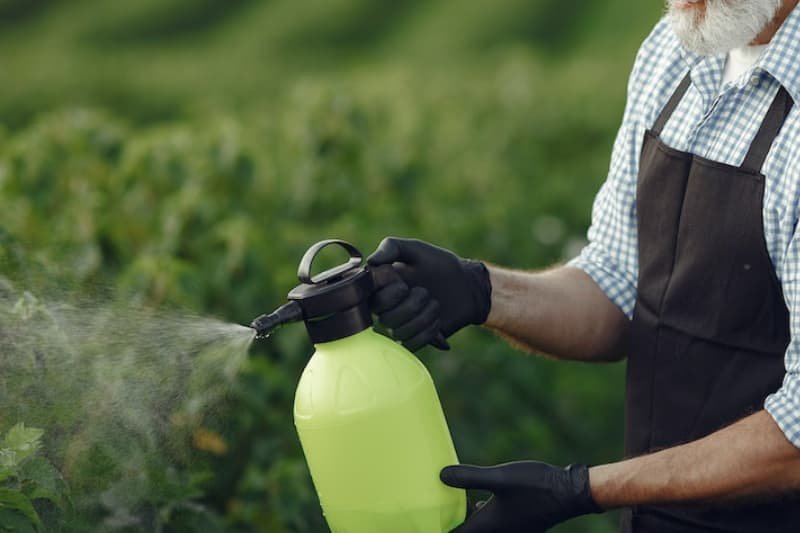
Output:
759,4,800,103
679,47,725,109
677,5,800,103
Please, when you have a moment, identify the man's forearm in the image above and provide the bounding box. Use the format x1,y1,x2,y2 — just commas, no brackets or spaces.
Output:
589,410,800,509
484,265,629,361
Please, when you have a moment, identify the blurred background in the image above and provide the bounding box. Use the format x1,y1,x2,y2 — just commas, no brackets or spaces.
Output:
0,1,663,531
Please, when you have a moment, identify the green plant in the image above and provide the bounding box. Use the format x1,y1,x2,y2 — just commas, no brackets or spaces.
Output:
0,424,66,532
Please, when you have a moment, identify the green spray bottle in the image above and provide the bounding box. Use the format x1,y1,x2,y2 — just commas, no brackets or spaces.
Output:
251,239,466,533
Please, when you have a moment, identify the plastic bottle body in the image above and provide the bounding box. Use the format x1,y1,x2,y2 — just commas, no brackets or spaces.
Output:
294,328,466,533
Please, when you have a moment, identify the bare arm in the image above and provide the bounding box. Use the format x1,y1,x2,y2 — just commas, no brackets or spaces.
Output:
483,264,630,362
589,410,800,508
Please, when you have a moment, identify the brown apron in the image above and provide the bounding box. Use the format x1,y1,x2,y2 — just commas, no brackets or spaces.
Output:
622,72,797,532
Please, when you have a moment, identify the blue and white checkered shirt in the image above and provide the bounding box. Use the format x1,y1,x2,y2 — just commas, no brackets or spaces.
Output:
569,8,800,447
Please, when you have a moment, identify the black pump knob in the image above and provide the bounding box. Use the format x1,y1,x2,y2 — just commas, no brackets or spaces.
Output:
297,240,363,285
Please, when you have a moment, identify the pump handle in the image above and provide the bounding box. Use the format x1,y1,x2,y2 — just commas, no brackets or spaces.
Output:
298,240,363,285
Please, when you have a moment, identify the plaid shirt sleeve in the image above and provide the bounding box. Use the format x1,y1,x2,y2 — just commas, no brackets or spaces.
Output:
765,223,800,447
565,25,666,319
567,118,641,319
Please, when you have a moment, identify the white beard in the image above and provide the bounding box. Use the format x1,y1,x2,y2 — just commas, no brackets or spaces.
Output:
666,0,783,55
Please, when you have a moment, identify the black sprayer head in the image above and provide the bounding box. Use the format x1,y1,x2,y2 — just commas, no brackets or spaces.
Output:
250,239,449,348
249,240,374,343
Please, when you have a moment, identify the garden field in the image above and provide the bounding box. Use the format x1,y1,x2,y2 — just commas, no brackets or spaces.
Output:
0,1,663,531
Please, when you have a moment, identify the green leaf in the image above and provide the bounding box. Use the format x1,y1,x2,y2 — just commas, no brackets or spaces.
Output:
0,448,17,470
0,508,37,533
3,424,43,466
0,463,14,483
20,456,65,508
0,488,41,527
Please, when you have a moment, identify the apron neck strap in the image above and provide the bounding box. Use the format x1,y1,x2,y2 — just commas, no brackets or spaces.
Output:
651,70,795,174
741,86,794,173
651,72,692,137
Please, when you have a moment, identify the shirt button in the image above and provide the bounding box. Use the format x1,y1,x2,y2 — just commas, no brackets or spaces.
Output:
750,75,760,87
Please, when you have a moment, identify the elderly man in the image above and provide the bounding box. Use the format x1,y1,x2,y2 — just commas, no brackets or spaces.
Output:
368,0,800,531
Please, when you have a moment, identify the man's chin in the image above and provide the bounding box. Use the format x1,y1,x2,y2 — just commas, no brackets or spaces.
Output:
668,0,783,55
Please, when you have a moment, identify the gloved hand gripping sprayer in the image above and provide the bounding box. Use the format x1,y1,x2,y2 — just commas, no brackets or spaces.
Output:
250,239,465,533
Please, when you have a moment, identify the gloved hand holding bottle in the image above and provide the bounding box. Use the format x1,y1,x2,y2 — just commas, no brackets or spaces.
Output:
367,237,492,351
440,460,603,532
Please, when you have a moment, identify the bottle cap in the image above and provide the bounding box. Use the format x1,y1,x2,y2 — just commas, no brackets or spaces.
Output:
287,240,375,343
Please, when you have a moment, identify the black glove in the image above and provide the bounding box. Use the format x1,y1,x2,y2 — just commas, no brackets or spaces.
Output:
440,461,603,533
367,237,492,351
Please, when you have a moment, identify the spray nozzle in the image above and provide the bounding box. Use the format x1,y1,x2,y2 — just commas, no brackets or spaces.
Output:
250,301,304,339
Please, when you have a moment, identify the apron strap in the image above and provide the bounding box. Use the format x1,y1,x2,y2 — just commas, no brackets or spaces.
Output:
651,72,692,137
741,86,794,173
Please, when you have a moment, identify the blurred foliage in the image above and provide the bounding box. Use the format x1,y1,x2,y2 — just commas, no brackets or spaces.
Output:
0,0,663,531
0,423,66,532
